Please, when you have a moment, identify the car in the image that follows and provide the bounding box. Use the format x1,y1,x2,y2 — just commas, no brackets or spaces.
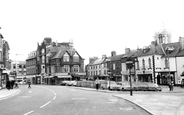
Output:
60,80,71,86
108,81,121,91
68,81,77,86
117,82,131,91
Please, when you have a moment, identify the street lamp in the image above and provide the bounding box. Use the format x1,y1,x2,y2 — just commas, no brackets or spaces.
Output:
126,58,134,96
106,58,112,90
165,47,173,83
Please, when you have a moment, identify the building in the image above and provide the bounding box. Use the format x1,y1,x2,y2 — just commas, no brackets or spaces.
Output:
0,32,4,88
26,50,37,84
86,55,107,80
45,42,85,85
10,61,26,81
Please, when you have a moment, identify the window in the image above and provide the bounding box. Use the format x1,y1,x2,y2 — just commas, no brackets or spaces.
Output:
73,65,79,72
142,59,145,70
165,58,169,68
64,65,70,73
137,61,140,70
73,53,79,62
19,65,22,68
148,58,151,68
113,63,115,70
63,53,69,62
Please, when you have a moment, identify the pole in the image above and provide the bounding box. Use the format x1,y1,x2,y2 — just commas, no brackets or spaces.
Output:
129,68,133,96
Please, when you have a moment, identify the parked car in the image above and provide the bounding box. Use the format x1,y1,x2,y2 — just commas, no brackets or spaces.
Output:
100,80,121,91
108,81,121,91
68,81,77,86
117,82,130,91
60,80,71,86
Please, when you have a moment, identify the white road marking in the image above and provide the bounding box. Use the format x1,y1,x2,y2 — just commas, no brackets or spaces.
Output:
28,91,32,93
40,101,51,108
53,96,56,100
23,110,34,115
71,97,86,100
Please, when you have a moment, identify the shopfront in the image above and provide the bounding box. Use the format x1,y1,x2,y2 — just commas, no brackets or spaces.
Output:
136,70,153,82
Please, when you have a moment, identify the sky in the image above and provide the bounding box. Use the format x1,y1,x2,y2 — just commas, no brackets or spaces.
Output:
0,0,184,65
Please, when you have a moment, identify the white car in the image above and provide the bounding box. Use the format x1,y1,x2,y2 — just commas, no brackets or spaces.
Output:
68,81,77,86
108,81,121,91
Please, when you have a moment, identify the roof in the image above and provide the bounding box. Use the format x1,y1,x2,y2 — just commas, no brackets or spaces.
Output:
51,47,79,59
92,58,106,65
137,42,180,57
161,42,180,57
176,49,184,57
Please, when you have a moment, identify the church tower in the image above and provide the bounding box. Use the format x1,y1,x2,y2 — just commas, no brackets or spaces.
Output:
154,29,171,44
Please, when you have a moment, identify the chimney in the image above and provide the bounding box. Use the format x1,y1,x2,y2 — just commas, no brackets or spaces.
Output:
111,51,116,57
102,55,106,59
179,37,184,50
125,48,130,54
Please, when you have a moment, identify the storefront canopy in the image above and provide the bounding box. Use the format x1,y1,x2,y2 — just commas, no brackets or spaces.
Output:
58,75,72,78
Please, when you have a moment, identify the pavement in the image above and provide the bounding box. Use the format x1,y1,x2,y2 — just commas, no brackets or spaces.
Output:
73,86,184,115
1,86,184,115
0,88,21,101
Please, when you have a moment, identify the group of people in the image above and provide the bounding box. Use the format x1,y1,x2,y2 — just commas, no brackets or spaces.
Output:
6,80,18,90
5,80,31,90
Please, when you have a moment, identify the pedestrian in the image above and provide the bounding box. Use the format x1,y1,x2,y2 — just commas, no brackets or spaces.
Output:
28,81,31,89
171,81,174,91
14,81,19,88
168,80,171,91
6,80,11,90
95,78,99,90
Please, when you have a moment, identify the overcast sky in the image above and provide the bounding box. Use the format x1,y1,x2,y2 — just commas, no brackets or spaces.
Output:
0,0,184,65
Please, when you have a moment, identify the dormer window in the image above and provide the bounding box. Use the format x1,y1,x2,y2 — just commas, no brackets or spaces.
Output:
143,46,150,53
63,53,69,62
73,53,79,62
165,46,174,54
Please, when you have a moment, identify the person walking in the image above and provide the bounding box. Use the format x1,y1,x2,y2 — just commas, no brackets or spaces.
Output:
95,78,99,90
28,81,31,89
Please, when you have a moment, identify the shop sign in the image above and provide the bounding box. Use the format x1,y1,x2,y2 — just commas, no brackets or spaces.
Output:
121,71,129,75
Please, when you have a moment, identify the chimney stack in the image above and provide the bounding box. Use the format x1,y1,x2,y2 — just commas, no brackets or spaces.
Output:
111,51,116,57
179,37,184,50
125,48,130,54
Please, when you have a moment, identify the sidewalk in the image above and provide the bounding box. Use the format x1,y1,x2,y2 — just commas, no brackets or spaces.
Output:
0,88,21,100
73,86,184,115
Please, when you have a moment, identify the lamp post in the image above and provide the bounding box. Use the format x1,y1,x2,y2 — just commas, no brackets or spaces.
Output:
126,58,134,96
106,58,112,90
165,47,171,83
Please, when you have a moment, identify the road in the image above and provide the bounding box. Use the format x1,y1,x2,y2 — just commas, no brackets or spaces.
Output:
0,85,151,115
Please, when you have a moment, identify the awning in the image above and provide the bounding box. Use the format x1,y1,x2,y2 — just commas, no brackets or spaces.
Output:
58,75,72,78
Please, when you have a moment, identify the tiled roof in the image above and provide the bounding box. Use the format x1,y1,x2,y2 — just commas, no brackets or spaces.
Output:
51,47,77,59
161,42,180,57
137,42,180,57
176,49,184,57
92,58,106,65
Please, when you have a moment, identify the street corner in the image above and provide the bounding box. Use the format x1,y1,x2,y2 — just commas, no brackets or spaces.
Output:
113,94,154,115
0,89,21,100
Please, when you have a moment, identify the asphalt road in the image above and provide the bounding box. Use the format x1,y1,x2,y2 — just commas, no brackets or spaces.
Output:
0,85,151,115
